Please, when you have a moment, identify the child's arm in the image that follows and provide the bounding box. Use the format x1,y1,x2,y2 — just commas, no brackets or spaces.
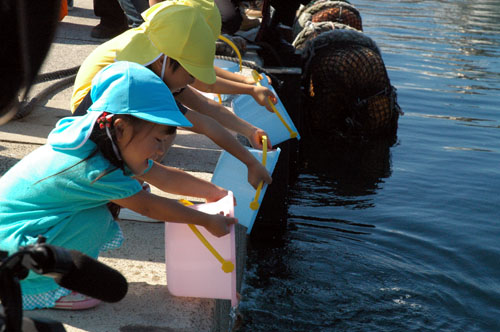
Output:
113,190,237,237
213,66,273,86
191,66,278,113
119,162,238,237
184,110,272,189
137,161,227,200
191,76,277,113
214,66,254,84
176,86,273,150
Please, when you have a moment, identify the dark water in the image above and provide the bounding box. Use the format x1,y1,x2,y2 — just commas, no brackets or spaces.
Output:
239,1,500,331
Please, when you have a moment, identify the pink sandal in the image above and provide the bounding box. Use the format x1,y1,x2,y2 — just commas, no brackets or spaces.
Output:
54,291,101,310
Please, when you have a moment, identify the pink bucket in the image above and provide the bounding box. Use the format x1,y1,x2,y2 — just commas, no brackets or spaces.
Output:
165,192,237,306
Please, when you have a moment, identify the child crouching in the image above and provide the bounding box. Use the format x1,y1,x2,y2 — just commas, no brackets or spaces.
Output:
0,61,237,310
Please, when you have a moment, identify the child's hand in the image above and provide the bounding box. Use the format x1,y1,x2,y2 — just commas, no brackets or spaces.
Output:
248,128,272,150
243,76,255,85
244,74,272,85
206,213,238,237
252,86,278,113
247,160,272,190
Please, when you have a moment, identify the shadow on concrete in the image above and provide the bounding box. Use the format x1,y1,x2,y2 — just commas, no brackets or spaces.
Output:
0,105,69,142
65,7,97,19
0,154,22,175
164,145,220,173
28,282,212,332
56,21,103,45
100,220,166,264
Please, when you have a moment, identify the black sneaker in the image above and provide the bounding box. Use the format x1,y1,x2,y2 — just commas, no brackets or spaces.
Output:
90,23,128,39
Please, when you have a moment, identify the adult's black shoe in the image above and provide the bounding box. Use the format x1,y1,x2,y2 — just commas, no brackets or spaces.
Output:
90,23,128,39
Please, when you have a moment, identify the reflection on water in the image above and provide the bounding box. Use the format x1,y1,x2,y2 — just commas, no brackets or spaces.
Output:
299,138,395,201
239,0,500,331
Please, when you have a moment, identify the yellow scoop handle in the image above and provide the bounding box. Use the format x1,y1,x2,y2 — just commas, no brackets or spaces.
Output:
215,35,243,104
178,199,234,273
218,35,243,72
249,136,268,210
251,70,298,139
188,224,234,273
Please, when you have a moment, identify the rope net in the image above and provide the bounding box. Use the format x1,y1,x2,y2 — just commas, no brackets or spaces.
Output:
304,44,400,140
293,1,361,37
311,6,362,31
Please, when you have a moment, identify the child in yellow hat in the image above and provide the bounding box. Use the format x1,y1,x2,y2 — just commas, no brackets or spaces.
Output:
71,0,273,189
108,0,276,111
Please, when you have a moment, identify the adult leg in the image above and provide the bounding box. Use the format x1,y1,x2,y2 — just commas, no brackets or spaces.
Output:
117,0,149,28
215,0,243,35
255,0,305,66
270,0,309,26
92,0,129,39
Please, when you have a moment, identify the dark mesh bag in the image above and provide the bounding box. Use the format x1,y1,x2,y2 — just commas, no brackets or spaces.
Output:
311,5,362,31
302,30,402,140
295,0,352,19
293,1,361,37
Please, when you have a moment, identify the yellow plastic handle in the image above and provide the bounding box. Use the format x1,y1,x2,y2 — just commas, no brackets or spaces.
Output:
217,35,243,104
188,224,234,273
251,70,298,139
249,136,268,210
251,70,263,83
178,199,234,273
218,35,242,72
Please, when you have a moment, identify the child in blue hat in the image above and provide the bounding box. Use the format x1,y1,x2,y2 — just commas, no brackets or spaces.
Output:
0,61,237,310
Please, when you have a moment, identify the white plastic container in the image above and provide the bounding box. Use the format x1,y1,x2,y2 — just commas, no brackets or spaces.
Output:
211,148,281,234
165,193,237,306
231,73,301,146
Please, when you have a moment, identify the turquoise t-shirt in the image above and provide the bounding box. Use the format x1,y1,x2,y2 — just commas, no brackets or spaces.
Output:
0,141,143,296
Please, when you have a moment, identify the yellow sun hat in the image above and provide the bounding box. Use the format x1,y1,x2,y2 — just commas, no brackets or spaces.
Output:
115,0,219,84
143,0,221,39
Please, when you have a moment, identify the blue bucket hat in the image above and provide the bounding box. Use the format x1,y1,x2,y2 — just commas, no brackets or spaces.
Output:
49,61,192,150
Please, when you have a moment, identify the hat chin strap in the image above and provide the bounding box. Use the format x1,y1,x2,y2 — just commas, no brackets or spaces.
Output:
106,126,122,161
161,54,168,81
102,114,122,161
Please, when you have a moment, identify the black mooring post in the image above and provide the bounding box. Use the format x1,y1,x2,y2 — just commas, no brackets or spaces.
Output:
265,66,303,184
249,66,303,241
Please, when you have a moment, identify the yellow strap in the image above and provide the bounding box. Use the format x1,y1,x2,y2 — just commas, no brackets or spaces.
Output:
249,136,268,210
188,224,234,273
251,70,298,139
251,70,263,82
178,199,234,273
216,35,243,103
218,35,243,72
179,199,194,207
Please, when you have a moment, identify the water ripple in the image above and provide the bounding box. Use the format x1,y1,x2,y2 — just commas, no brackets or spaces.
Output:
240,1,500,331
